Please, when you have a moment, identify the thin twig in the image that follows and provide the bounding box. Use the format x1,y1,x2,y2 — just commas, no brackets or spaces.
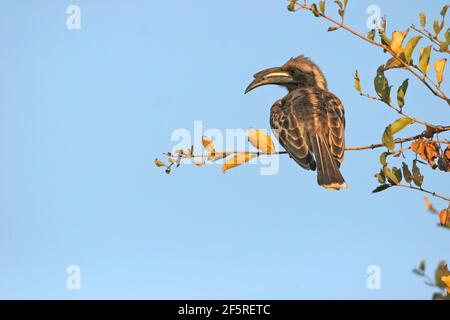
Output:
396,184,450,202
359,92,450,131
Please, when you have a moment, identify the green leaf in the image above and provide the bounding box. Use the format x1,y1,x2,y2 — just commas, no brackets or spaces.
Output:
374,169,386,184
390,117,414,134
311,3,321,17
353,70,361,93
374,65,391,103
445,29,450,43
367,29,375,40
419,260,426,273
382,125,394,151
381,17,387,33
434,19,441,35
372,184,392,193
404,36,422,64
402,162,412,184
441,5,449,18
379,152,388,166
392,166,403,183
384,166,399,185
412,160,424,187
334,0,343,10
432,293,450,300
439,41,449,53
381,118,413,151
418,45,432,75
319,0,326,14
379,31,392,46
419,12,426,28
334,0,345,19
397,79,409,108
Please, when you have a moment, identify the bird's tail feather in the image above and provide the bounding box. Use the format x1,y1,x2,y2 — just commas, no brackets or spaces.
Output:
310,134,347,190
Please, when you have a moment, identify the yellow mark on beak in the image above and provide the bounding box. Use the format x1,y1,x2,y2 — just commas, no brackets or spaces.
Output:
264,72,290,78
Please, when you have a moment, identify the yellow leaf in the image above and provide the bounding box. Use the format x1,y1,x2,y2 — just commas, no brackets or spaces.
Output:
434,58,447,85
248,128,275,154
202,136,215,154
154,158,166,167
442,275,450,294
390,29,409,56
222,153,255,173
419,46,432,74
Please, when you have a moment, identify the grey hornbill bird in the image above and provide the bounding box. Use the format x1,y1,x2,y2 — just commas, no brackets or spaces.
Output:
245,56,346,190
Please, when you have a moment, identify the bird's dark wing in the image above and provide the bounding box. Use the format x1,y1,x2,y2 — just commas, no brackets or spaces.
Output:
323,91,345,166
270,99,316,170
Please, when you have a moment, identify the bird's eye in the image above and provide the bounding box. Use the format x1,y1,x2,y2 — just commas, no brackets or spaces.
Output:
287,68,301,77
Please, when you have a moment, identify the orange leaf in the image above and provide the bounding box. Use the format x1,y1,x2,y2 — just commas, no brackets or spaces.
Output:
385,57,402,70
424,142,440,169
222,153,255,173
154,158,167,167
424,196,438,214
202,136,215,154
439,209,449,226
442,275,450,294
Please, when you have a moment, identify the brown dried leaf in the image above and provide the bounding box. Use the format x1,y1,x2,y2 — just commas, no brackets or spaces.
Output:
424,126,437,138
425,142,440,169
437,156,449,172
411,138,440,168
445,145,450,160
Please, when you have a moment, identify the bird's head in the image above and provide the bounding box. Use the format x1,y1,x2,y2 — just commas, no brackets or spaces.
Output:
245,55,328,94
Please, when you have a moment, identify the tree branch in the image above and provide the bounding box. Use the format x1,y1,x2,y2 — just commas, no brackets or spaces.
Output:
174,135,447,160
396,184,450,202
411,24,450,54
294,2,450,105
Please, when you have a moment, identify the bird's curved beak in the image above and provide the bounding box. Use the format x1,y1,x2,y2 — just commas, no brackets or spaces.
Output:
244,67,294,94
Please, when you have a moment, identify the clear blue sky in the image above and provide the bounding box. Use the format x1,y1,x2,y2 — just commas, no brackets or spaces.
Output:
0,0,448,299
